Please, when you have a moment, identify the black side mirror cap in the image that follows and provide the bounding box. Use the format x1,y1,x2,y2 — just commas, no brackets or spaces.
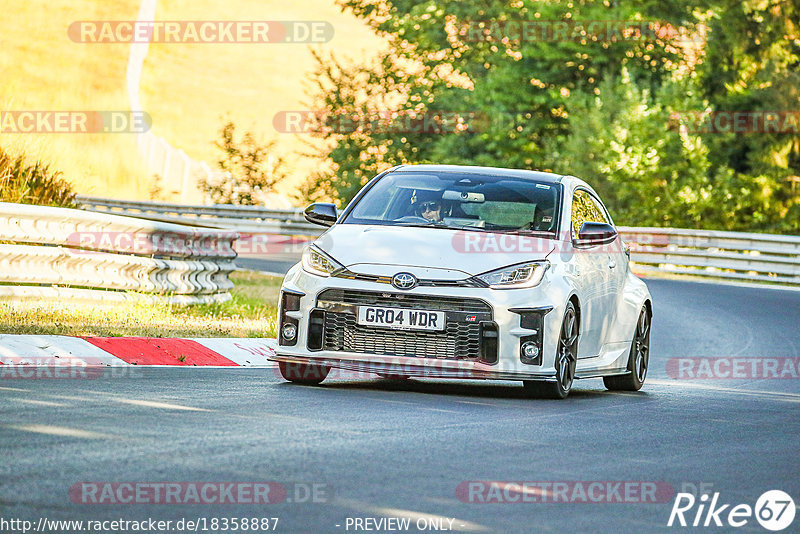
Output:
576,222,618,245
304,203,338,227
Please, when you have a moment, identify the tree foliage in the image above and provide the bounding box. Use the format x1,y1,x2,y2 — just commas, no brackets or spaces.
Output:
303,0,799,233
200,121,285,205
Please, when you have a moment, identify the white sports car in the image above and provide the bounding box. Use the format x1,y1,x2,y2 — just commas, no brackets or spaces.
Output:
272,165,652,398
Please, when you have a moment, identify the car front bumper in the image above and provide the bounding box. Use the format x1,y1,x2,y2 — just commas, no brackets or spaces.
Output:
271,264,570,381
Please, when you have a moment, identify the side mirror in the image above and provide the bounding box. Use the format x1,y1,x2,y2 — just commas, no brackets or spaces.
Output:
576,222,617,245
304,202,338,227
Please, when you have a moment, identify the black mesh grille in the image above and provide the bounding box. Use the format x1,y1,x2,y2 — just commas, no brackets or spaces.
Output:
317,289,491,360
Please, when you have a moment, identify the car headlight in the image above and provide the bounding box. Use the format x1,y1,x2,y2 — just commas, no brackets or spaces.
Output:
301,245,345,277
475,261,549,289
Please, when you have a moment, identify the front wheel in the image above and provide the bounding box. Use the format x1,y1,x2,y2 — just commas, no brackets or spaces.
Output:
524,302,578,399
604,306,650,391
278,361,330,385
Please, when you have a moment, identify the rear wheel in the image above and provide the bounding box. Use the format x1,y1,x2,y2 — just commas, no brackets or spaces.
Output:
524,302,578,399
278,361,330,385
604,306,650,391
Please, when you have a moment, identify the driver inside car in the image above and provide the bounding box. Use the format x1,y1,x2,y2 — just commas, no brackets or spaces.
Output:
417,199,444,222
409,191,446,223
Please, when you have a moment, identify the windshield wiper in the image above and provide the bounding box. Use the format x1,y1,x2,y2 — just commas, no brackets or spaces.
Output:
395,222,490,232
396,222,445,229
454,225,490,232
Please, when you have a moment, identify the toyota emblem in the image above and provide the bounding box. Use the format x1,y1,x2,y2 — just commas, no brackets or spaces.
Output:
392,272,418,290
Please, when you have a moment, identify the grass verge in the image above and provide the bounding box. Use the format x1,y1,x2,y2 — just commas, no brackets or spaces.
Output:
0,270,281,337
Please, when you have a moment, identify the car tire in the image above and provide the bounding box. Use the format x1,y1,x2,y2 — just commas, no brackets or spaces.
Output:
524,302,578,399
278,361,330,385
604,306,650,392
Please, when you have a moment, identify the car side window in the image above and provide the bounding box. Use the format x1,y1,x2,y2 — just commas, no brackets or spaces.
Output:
571,189,610,237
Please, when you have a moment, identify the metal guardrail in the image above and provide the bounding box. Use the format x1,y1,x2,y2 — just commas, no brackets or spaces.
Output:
0,202,239,304
77,196,320,236
619,227,800,287
77,197,800,288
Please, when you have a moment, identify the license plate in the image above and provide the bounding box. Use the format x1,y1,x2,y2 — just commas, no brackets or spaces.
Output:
356,306,446,332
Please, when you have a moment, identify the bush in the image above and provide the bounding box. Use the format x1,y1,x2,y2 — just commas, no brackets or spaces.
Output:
199,121,285,205
0,147,77,208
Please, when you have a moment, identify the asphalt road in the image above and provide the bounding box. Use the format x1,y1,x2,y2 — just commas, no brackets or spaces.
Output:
1,278,799,533
236,254,303,276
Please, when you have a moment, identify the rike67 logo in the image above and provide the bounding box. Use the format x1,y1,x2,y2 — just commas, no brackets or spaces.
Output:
668,490,795,531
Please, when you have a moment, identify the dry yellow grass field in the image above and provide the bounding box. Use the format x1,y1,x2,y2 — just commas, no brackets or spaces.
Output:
1,0,383,203
1,1,145,198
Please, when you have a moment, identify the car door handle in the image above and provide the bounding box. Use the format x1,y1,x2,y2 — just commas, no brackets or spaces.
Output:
608,260,616,269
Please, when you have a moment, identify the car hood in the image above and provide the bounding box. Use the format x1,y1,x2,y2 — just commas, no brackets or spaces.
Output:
315,224,555,278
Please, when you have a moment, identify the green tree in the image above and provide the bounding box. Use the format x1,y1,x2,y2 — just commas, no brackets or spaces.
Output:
695,0,800,232
303,0,799,232
304,0,699,204
200,121,285,205
542,71,714,227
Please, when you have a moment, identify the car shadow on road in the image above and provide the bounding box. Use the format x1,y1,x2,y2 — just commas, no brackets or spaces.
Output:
280,378,654,402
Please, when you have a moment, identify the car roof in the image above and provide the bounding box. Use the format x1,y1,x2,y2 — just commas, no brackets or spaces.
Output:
391,164,566,184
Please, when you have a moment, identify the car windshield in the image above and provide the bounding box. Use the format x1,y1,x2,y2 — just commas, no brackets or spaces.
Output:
343,171,562,235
